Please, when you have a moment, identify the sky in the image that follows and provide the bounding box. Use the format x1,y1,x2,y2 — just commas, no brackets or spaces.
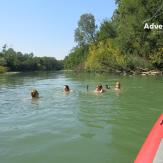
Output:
0,0,116,60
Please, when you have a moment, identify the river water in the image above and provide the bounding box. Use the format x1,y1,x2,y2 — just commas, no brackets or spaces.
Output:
0,71,162,163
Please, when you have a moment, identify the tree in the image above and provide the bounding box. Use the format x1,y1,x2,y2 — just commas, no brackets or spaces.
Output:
2,44,7,53
0,46,63,72
96,20,117,41
113,0,163,58
64,46,88,70
85,39,126,72
65,1,163,72
74,13,97,46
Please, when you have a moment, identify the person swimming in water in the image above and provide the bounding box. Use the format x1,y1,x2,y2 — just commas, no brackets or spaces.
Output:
114,82,121,90
64,85,70,92
95,84,105,93
105,84,111,89
31,89,39,98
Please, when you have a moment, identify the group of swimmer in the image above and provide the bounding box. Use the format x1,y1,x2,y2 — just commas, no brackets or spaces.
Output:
95,81,120,93
31,81,121,98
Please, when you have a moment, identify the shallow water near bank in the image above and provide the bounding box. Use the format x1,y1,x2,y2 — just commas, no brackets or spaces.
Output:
0,71,163,163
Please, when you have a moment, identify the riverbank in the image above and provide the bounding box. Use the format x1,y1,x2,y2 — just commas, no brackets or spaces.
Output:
0,70,64,75
73,68,163,76
121,69,163,76
1,68,162,76
2,71,21,75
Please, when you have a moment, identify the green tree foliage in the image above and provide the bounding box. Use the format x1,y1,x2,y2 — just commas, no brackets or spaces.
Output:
85,39,126,72
75,13,97,46
114,0,163,58
150,48,163,68
65,0,163,72
64,46,88,71
0,46,63,73
0,66,7,73
96,20,117,41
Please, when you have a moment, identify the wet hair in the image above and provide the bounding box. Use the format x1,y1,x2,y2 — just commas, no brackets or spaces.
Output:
31,89,39,98
115,82,120,89
99,85,103,90
64,85,70,92
105,85,110,89
96,84,103,91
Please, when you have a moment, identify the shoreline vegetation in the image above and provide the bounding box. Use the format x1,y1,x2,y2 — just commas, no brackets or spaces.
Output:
64,69,163,76
64,0,163,76
1,1,162,76
0,45,63,74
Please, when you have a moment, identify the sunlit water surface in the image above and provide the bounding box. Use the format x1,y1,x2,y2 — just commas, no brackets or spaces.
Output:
0,71,162,163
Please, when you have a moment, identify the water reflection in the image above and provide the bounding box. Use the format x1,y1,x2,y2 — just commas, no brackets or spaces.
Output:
31,98,40,105
0,71,63,88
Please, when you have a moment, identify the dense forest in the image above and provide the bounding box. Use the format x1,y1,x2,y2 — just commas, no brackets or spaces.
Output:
0,45,63,73
64,0,163,74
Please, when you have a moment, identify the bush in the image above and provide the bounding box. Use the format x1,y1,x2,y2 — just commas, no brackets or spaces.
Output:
0,66,7,73
125,55,153,70
150,48,163,69
85,39,126,72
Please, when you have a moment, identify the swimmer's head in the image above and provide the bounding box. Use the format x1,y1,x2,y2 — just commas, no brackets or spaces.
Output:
64,85,70,92
96,84,103,91
31,89,39,98
115,82,120,89
105,85,110,89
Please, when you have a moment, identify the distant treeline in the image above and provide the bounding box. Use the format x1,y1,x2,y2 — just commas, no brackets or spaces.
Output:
0,45,63,73
64,0,163,73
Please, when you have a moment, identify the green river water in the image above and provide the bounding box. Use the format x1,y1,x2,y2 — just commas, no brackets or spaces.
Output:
0,71,162,163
